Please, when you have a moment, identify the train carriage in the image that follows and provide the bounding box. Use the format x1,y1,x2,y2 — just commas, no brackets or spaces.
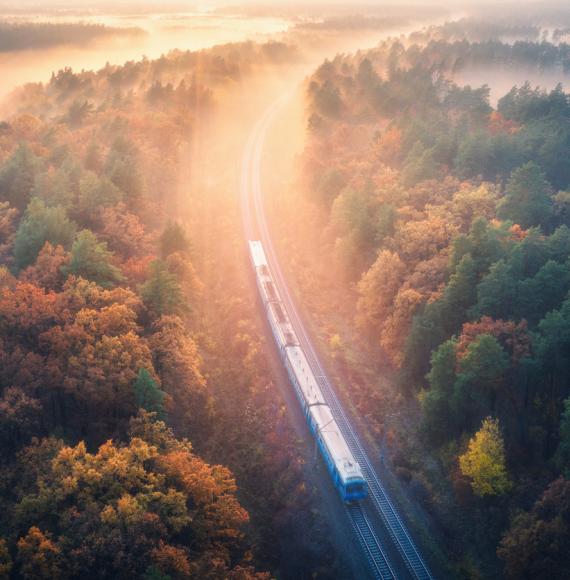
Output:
310,403,367,501
248,240,367,502
284,345,324,412
249,240,298,350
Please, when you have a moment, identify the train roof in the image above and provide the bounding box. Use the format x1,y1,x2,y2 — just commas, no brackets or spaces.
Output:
250,241,299,347
249,240,362,483
249,240,268,268
268,301,299,346
311,403,364,483
285,346,326,406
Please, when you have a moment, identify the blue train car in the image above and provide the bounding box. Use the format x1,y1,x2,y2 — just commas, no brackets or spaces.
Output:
249,240,367,502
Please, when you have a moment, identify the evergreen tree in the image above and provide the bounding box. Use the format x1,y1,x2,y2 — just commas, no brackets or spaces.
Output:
497,162,553,230
105,137,143,204
84,141,103,173
536,296,570,397
63,229,124,287
133,369,165,417
471,260,517,320
141,260,184,316
159,222,190,259
516,260,570,325
458,334,509,393
439,253,478,334
0,144,41,212
14,199,76,270
453,334,509,428
422,340,457,443
556,398,570,477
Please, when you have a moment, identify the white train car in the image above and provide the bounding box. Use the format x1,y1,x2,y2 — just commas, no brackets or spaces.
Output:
248,240,367,502
249,240,298,350
284,345,326,414
310,403,367,501
286,346,366,500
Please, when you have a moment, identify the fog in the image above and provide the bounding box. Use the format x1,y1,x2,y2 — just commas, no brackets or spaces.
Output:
0,3,449,99
456,64,570,105
0,1,569,103
0,11,293,98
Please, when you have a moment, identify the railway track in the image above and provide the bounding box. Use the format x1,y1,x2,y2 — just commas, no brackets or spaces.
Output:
241,96,435,580
348,503,396,579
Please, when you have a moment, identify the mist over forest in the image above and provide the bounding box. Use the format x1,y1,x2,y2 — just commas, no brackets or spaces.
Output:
0,2,568,579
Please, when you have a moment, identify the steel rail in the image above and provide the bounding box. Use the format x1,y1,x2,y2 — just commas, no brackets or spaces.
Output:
241,96,434,580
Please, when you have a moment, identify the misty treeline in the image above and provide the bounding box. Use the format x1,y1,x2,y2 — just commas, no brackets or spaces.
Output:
0,21,144,53
3,39,297,121
296,33,570,578
0,41,339,579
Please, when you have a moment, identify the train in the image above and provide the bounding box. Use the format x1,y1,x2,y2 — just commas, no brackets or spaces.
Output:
249,240,367,502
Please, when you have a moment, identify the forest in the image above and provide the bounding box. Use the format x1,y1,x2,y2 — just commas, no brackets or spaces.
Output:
0,38,351,579
281,30,570,579
1,3,570,578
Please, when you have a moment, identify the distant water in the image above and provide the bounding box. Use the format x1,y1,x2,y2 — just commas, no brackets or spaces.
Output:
456,63,570,105
0,10,291,98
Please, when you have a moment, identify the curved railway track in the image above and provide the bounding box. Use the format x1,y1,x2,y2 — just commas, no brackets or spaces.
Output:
240,96,435,580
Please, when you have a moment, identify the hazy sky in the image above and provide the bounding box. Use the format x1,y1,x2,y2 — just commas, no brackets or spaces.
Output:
0,0,537,7
0,0,559,14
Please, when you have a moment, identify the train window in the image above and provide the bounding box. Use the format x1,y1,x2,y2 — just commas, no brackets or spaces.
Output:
267,283,278,301
274,303,286,323
346,482,364,494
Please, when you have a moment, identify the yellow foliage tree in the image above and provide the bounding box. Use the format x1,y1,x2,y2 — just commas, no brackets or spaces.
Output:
356,250,406,333
459,417,512,497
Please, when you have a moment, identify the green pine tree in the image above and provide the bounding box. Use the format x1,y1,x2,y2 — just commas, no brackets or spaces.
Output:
141,260,184,316
133,369,165,417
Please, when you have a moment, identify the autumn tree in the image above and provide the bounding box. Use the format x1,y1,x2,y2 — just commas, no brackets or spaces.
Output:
459,417,511,496
40,303,154,437
11,414,257,578
99,203,151,259
498,477,570,579
356,250,406,335
16,527,62,580
149,316,211,441
455,317,531,364
375,126,402,165
0,387,42,451
0,201,18,266
20,242,70,291
0,277,152,438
